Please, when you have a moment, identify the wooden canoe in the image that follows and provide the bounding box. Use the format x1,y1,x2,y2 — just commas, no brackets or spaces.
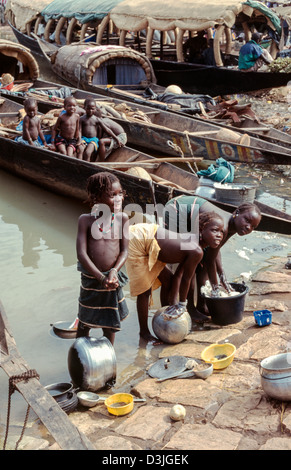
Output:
0,97,290,235
3,76,291,153
15,33,291,150
2,77,291,166
149,59,291,97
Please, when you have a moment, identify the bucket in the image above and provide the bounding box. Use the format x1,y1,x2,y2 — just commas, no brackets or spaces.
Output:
260,353,291,401
202,282,249,326
253,309,272,326
67,336,117,392
214,182,257,205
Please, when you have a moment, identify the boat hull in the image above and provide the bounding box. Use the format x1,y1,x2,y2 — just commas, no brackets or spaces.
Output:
150,59,291,97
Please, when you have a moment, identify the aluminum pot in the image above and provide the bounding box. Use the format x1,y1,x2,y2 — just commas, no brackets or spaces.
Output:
152,306,192,344
67,336,117,392
260,352,291,401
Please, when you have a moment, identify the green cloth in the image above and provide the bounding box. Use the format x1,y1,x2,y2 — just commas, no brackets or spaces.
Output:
243,1,281,35
42,0,123,24
197,158,235,183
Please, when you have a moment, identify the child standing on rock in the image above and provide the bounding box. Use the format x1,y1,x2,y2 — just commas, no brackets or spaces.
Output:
76,172,129,345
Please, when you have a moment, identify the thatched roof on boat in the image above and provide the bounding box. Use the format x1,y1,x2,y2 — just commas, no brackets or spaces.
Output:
108,0,281,33
41,0,123,24
5,0,52,32
50,43,156,85
0,39,39,79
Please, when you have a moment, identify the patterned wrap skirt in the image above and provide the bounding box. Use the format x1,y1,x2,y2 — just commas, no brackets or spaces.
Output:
77,262,129,331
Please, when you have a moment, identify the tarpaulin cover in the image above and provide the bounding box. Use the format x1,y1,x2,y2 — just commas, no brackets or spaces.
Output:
41,0,124,24
244,1,281,34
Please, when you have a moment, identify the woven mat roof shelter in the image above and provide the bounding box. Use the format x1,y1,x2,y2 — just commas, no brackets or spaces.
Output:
5,0,52,32
50,43,156,86
98,0,282,64
108,0,281,32
0,39,39,80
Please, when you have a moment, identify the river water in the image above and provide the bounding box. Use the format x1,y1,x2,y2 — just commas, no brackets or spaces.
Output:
0,26,291,432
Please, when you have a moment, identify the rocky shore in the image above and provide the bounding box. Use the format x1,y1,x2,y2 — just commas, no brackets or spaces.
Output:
6,255,290,451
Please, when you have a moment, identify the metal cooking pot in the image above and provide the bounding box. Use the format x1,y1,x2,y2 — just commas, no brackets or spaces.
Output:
260,352,291,401
68,336,117,392
44,382,78,413
152,306,192,344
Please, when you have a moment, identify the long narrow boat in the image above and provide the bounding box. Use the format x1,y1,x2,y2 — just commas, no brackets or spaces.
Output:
2,76,291,166
0,97,290,234
4,76,291,151
6,0,291,96
104,0,291,96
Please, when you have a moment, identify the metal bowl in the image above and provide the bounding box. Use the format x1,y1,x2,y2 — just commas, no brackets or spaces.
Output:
194,362,213,379
77,391,101,407
51,321,78,339
260,353,291,401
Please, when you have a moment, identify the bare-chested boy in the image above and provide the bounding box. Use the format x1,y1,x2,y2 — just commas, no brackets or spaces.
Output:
16,98,47,148
78,98,127,162
94,105,127,162
50,97,81,157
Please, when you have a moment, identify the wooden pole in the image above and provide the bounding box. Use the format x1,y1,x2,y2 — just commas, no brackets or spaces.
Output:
0,301,95,450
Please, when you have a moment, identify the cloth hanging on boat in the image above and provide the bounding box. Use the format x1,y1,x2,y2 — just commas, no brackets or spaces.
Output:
197,157,235,183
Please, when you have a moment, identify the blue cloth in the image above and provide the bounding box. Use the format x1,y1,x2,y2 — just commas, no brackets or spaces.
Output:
197,158,235,183
238,40,263,70
82,136,99,151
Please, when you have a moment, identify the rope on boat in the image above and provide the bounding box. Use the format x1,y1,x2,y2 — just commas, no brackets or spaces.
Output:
3,369,40,450
167,139,197,175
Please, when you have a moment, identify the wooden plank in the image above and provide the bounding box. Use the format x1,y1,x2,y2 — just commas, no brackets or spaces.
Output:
0,301,95,450
0,112,20,118
0,126,21,135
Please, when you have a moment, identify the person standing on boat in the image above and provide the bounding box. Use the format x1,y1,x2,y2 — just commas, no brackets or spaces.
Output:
238,32,273,72
163,196,261,323
126,212,224,342
76,172,129,345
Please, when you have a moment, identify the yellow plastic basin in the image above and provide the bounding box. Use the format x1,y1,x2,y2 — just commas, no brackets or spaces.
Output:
201,343,236,369
104,393,134,416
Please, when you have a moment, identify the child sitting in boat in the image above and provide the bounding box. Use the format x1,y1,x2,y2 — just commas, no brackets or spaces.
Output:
78,98,126,162
50,96,81,157
16,98,47,148
76,172,129,345
126,211,225,342
94,105,127,162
